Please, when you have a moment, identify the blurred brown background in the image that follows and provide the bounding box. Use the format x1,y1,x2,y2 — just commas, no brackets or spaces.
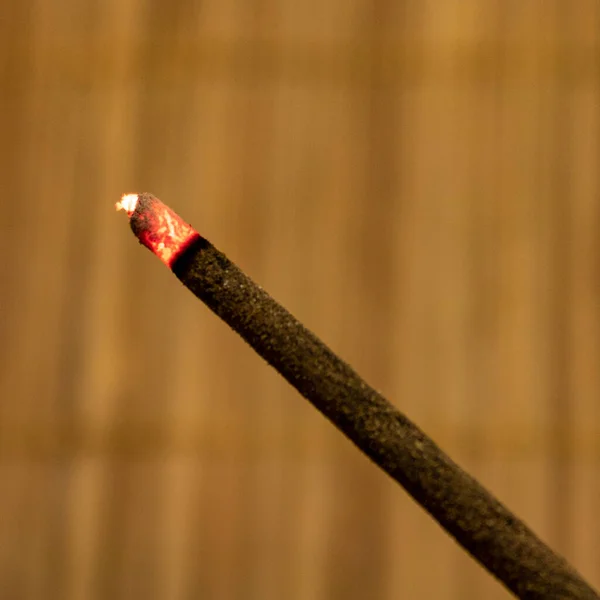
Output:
1,1,599,599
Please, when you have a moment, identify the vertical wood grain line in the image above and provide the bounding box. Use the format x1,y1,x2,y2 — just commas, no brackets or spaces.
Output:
546,0,572,553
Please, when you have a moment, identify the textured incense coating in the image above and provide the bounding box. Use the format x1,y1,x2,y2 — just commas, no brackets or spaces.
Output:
120,194,598,600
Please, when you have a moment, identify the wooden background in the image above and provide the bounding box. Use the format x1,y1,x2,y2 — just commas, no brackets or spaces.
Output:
1,1,599,598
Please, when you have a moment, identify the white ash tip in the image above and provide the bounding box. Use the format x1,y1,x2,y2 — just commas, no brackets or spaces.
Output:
115,193,139,215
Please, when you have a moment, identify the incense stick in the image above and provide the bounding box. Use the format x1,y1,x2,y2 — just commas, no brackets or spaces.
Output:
116,192,598,600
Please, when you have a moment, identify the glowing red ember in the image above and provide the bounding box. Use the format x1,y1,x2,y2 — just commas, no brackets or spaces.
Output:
116,193,198,268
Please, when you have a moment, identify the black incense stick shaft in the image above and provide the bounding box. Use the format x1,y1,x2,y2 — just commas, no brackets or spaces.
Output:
168,234,597,600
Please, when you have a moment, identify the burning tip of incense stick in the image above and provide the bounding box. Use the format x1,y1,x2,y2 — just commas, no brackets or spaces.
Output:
117,192,198,268
115,193,139,215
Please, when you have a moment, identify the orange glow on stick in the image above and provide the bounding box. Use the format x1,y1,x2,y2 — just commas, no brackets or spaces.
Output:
116,193,198,268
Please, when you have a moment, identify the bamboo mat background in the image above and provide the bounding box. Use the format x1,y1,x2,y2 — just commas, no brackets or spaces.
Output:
1,1,599,599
